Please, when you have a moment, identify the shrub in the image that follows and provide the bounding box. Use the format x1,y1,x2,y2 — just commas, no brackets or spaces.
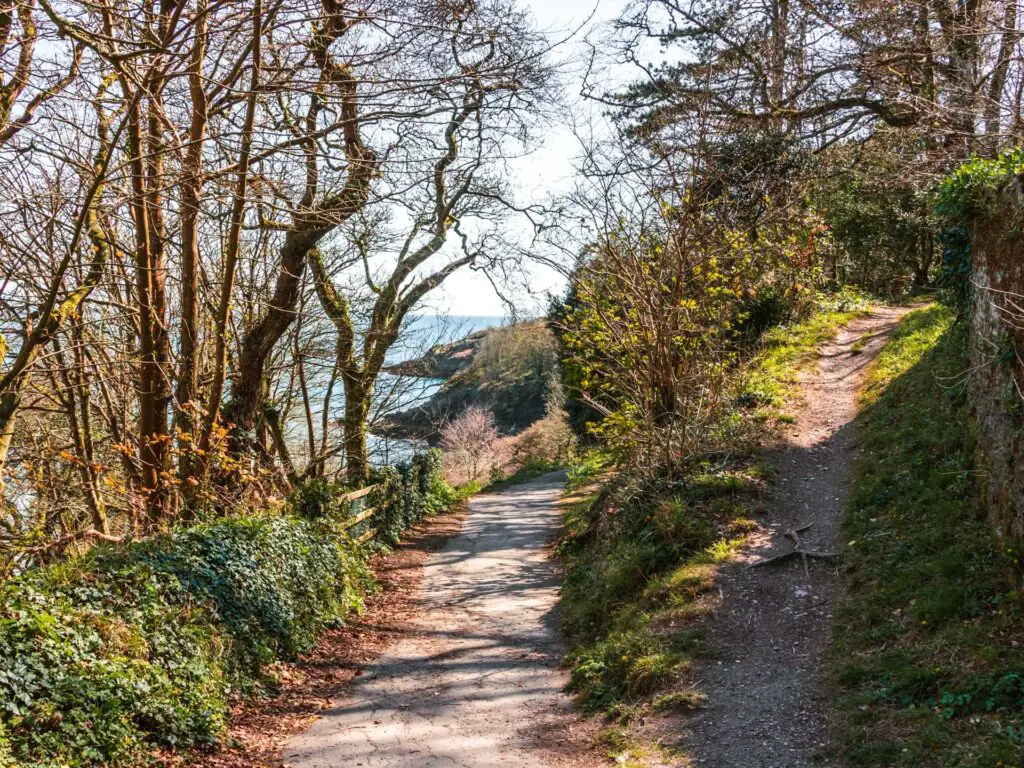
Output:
440,407,502,485
0,447,456,767
935,147,1024,311
473,322,558,386
510,405,576,469
123,517,373,677
569,629,685,713
374,449,456,546
288,476,348,521
0,513,374,767
416,450,457,516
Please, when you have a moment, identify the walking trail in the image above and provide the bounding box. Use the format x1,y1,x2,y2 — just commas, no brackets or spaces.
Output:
281,472,592,768
685,306,909,767
281,308,907,768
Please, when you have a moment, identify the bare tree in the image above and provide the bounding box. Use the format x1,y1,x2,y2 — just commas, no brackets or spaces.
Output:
440,406,500,484
0,0,85,492
299,0,550,479
0,0,556,568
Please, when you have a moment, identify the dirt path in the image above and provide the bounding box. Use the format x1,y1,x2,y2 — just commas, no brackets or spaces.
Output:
281,472,595,768
685,307,909,768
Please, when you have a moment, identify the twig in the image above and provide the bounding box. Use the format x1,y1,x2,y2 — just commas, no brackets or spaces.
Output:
21,528,125,555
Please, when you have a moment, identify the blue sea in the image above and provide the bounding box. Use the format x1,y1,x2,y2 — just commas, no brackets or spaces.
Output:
368,314,505,464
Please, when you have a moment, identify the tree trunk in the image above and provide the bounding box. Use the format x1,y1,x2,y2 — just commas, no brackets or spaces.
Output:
343,383,371,481
54,331,108,534
0,386,20,494
174,0,208,486
225,0,374,458
224,229,317,451
201,0,261,464
122,90,171,532
984,0,1018,155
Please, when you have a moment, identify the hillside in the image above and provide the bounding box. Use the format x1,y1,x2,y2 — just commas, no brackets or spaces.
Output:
380,321,557,442
383,330,487,378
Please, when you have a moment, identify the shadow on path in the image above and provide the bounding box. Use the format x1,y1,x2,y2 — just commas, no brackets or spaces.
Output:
281,472,593,768
683,307,910,768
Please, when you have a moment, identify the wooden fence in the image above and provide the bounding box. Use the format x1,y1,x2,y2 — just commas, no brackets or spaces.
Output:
336,484,381,544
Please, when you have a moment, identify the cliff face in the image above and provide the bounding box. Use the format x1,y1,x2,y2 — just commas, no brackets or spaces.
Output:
967,178,1024,543
383,330,487,378
379,322,557,443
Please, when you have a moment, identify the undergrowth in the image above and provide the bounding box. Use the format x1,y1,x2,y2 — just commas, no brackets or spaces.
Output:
557,471,759,715
0,516,371,768
557,298,874,722
0,456,456,768
834,304,1024,767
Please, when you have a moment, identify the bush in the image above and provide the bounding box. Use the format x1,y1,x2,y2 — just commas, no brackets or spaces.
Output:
473,321,558,387
0,513,374,767
935,147,1024,311
439,407,502,485
0,448,456,767
125,517,373,677
816,133,940,296
509,395,576,470
569,628,686,712
288,476,348,521
374,449,455,546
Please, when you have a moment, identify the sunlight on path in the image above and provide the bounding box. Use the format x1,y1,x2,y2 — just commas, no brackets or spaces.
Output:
282,473,583,768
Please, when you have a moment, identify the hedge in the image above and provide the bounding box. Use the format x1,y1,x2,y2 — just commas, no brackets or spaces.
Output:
0,450,455,767
372,449,455,546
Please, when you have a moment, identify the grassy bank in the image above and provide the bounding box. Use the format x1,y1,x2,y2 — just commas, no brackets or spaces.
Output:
558,469,760,719
833,304,1024,766
557,298,871,735
738,290,869,419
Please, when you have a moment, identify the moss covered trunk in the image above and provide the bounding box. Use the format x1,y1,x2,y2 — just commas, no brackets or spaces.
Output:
343,383,371,481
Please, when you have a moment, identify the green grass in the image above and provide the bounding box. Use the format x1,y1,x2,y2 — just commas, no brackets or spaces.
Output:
833,304,1024,767
558,469,761,716
739,304,868,417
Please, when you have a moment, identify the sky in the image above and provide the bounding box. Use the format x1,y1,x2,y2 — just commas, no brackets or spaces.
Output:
425,0,628,318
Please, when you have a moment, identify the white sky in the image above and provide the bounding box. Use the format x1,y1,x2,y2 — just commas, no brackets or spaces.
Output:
426,0,628,317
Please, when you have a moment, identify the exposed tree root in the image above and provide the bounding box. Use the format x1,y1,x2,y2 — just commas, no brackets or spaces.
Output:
748,522,838,578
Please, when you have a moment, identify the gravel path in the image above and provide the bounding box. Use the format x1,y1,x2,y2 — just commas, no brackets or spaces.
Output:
686,307,910,768
281,472,592,768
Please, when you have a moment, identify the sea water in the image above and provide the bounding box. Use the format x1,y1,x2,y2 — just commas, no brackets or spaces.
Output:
290,314,506,468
